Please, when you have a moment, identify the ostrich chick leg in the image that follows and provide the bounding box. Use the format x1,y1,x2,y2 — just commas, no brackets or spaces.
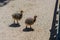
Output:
17,20,19,24
30,25,31,28
14,19,15,24
26,25,27,28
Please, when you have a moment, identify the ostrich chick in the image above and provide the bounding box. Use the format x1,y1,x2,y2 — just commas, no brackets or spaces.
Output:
12,10,23,24
25,15,37,28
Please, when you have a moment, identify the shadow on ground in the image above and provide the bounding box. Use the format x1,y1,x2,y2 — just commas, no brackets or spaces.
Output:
9,23,21,27
0,0,10,7
23,27,34,32
58,12,60,40
49,0,58,40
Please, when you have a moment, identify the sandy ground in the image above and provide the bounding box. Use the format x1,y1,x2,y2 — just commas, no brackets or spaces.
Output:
0,0,56,40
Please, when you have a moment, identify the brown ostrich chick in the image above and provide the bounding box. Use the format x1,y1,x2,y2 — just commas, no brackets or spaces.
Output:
12,10,23,24
25,15,37,28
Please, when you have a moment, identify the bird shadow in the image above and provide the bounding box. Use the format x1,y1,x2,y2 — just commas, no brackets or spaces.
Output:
9,23,21,27
23,27,34,32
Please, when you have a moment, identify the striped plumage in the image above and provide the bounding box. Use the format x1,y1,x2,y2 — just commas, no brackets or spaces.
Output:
12,13,22,20
25,15,37,28
12,10,23,24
